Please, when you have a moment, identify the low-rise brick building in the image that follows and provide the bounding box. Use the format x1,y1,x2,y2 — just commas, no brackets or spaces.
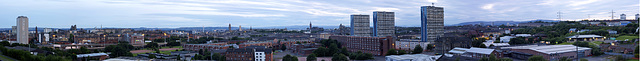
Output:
329,35,394,56
224,46,272,61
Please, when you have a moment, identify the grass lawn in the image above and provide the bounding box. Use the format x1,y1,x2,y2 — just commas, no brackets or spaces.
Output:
558,42,573,45
0,54,15,61
133,53,144,56
627,59,639,61
133,46,182,56
592,41,604,45
616,36,639,41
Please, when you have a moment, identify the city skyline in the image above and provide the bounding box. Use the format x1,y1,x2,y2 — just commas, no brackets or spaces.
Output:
0,0,638,28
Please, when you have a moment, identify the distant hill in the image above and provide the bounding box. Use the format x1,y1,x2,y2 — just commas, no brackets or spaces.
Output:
257,25,340,30
452,19,558,26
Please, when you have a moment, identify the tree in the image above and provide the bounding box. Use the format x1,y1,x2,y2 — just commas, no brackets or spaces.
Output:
105,42,134,57
573,41,589,47
331,53,348,61
148,54,156,59
283,54,298,61
69,34,75,43
212,53,226,61
79,47,91,54
177,55,181,60
527,55,547,61
579,58,588,61
488,55,497,61
413,45,423,54
558,57,569,61
0,41,9,46
500,58,513,61
307,53,317,61
591,47,604,56
340,47,349,55
386,49,397,55
615,55,626,61
329,43,339,55
426,44,434,51
599,22,607,25
397,50,406,55
281,45,287,51
313,47,329,57
479,57,489,61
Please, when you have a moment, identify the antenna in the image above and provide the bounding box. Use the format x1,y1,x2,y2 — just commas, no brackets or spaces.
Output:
587,14,591,20
557,11,562,21
609,10,616,20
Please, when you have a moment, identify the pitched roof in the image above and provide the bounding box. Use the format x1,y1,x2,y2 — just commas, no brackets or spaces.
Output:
466,47,495,55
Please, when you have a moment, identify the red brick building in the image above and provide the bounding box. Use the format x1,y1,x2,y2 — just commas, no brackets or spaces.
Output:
224,46,273,61
329,35,394,56
182,43,237,51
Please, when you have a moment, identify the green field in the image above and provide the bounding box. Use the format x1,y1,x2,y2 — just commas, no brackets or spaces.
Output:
557,41,602,46
0,54,16,61
616,36,639,41
558,42,574,45
133,46,182,56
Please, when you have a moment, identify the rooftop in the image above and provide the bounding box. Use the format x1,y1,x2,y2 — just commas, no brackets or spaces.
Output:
466,47,495,55
501,45,591,54
566,35,604,38
77,53,108,58
483,42,510,47
385,54,442,61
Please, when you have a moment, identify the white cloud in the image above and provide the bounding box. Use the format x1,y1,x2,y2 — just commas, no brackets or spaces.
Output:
481,4,495,10
371,7,401,12
428,0,438,2
569,0,599,6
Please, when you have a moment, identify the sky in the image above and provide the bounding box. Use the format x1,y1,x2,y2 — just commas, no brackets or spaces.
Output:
0,0,638,28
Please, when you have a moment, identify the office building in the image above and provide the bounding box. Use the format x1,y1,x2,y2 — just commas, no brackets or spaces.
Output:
421,6,444,42
434,34,472,54
621,14,626,20
17,16,29,44
11,26,16,34
373,11,395,37
350,14,371,36
329,35,394,56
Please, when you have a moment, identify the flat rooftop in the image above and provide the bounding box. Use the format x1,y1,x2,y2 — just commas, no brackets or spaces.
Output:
386,54,441,61
501,45,591,54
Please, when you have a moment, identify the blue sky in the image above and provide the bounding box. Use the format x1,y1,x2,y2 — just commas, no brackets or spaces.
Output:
0,0,638,28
